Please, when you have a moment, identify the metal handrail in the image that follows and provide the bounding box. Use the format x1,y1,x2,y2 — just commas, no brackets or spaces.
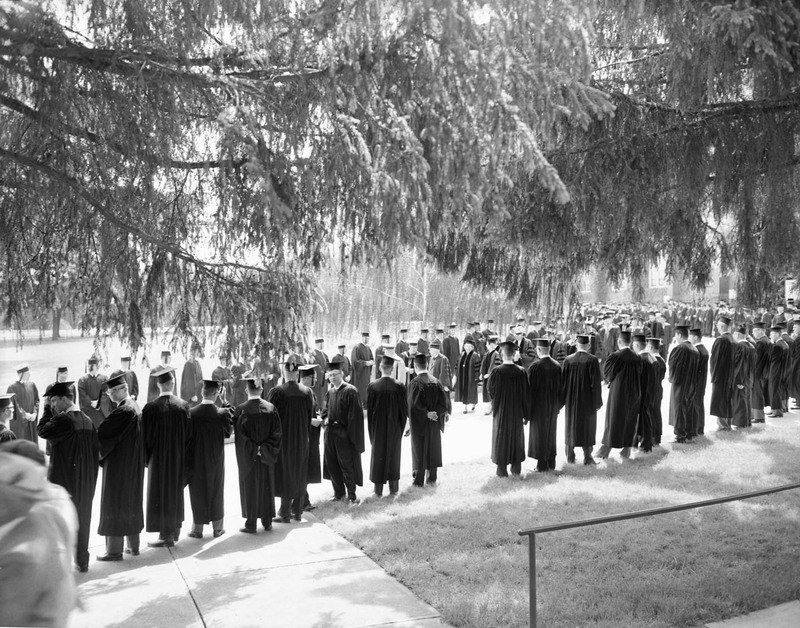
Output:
517,481,800,627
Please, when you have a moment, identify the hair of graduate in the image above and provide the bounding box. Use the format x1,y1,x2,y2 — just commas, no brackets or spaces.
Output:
501,344,515,359
202,382,220,396
413,353,428,368
55,389,75,400
246,378,263,393
675,327,688,340
380,359,395,373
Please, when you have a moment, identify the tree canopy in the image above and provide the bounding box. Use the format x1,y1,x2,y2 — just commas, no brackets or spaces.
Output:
1,0,798,354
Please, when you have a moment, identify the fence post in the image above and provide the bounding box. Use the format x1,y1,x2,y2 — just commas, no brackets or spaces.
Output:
529,532,537,627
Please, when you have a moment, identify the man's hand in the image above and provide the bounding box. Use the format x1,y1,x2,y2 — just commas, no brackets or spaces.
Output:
191,395,197,402
427,411,438,422
737,384,744,390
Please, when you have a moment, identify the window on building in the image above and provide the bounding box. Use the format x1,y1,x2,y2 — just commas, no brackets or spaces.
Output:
649,259,669,289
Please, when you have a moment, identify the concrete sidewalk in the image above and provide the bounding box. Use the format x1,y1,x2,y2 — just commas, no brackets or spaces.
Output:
67,511,447,628
705,601,800,627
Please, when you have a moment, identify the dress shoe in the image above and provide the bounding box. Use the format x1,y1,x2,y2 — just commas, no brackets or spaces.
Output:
292,514,302,521
239,526,257,534
77,564,88,573
304,503,317,511
96,553,123,562
263,523,273,531
328,495,344,502
583,457,597,465
213,529,225,538
272,516,291,524
187,530,203,539
147,539,175,548
752,418,765,423
124,547,139,556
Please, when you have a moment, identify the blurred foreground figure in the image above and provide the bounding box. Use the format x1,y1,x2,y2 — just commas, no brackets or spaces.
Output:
0,444,79,627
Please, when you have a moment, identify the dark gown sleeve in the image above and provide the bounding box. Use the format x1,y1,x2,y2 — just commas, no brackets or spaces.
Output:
37,412,72,443
590,357,603,410
347,388,365,452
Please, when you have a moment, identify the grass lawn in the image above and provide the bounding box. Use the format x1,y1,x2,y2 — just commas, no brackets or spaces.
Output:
316,417,800,627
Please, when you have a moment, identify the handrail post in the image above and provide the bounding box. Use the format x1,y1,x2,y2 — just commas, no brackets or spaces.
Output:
529,532,537,628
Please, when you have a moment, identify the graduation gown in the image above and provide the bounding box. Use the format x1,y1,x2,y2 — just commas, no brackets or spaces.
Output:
322,383,365,486
651,354,667,443
668,341,698,437
693,344,710,435
78,373,110,427
454,350,481,404
430,354,453,392
487,363,528,467
187,402,233,524
123,370,140,401
768,340,790,410
351,343,374,404
562,352,603,447
442,336,460,372
7,380,39,442
311,349,329,403
142,394,191,533
97,397,144,536
180,360,203,405
234,398,282,521
38,408,99,567
752,336,771,410
635,352,658,448
710,333,736,417
480,348,501,402
366,377,408,484
601,347,642,448
266,381,314,498
407,373,448,472
527,356,564,461
732,340,755,428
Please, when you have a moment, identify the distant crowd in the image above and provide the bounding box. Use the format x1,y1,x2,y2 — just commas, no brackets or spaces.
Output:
2,297,799,626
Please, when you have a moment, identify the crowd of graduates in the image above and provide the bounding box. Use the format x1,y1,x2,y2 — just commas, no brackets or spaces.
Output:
2,298,799,591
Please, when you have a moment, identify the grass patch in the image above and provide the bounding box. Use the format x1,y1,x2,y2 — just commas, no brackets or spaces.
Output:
317,422,800,627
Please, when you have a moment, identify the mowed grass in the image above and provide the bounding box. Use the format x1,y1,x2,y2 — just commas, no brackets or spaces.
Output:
317,420,800,627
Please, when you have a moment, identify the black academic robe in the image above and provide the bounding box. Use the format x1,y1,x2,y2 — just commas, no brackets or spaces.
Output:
753,336,772,410
781,333,794,403
454,350,481,404
430,354,453,393
187,402,233,524
395,339,410,356
792,336,800,401
597,325,620,367
311,349,329,403
7,380,39,442
142,394,191,534
123,370,140,401
601,347,642,448
487,363,528,467
635,352,658,449
78,373,110,427
518,337,535,368
322,383,365,486
651,354,666,443
38,408,99,567
180,360,203,405
97,397,144,536
668,341,698,438
480,348,502,401
562,352,603,448
0,424,14,443
234,398,282,521
407,373,448,472
351,343,374,404
732,340,755,428
768,340,790,411
527,357,564,462
442,336,460,372
692,344,710,436
307,388,322,484
366,377,408,484
266,381,314,498
710,333,736,417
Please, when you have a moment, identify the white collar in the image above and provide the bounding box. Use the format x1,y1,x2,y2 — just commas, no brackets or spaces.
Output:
200,399,216,405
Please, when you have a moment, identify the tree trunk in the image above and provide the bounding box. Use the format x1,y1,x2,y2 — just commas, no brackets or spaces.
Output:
52,307,62,340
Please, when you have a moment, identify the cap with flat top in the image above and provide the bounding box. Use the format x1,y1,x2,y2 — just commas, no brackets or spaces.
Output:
752,322,765,329
632,333,647,344
361,331,370,337
44,381,75,397
675,325,690,335
87,356,99,365
0,393,15,411
107,370,128,388
448,323,457,328
498,335,518,349
646,337,661,345
120,356,131,362
619,330,632,343
57,366,68,373
298,364,316,376
15,364,29,374
327,355,347,370
152,365,176,383
202,378,222,388
430,339,442,349
400,329,408,334
536,339,550,348
160,350,171,357
689,328,702,336
718,315,732,326
315,338,324,344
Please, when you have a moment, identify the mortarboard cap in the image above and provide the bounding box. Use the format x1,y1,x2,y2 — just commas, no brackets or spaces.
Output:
487,319,494,324
107,370,127,388
15,364,29,374
488,335,499,343
532,320,542,326
689,328,702,336
410,340,418,346
462,336,475,346
770,326,783,333
752,322,765,329
646,337,661,345
421,328,429,334
298,364,316,375
499,334,518,349
120,356,131,362
536,339,550,348
632,333,647,344
381,333,390,340
0,393,15,411
675,325,690,334
448,322,457,328
244,377,262,388
57,366,68,373
338,343,346,349
619,330,632,343
202,378,222,388
328,354,347,370
436,328,444,334
153,365,175,383
400,328,408,333
576,335,590,344
718,315,732,326
315,337,324,344
160,350,171,357
361,331,370,337
430,339,442,349
87,356,99,365
44,381,75,397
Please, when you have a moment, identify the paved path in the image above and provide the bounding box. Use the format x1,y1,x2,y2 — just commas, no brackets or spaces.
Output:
705,600,800,627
